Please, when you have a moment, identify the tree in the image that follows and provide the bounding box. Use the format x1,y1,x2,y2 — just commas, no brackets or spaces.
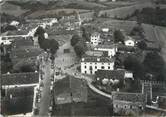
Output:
81,27,90,42
74,45,85,58
34,26,45,37
5,25,17,31
71,35,80,46
143,52,165,74
49,39,59,55
74,39,87,58
137,41,147,50
124,55,146,79
113,30,125,44
20,64,35,72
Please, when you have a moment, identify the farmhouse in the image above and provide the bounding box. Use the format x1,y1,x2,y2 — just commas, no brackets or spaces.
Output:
112,91,145,115
124,36,135,47
90,32,102,46
81,56,115,74
94,44,117,58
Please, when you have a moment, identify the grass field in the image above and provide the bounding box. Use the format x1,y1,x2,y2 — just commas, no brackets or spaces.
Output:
53,85,112,116
1,2,28,16
1,86,34,115
28,9,91,18
99,2,154,19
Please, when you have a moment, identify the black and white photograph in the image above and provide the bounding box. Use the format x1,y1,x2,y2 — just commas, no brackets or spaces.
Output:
0,0,166,116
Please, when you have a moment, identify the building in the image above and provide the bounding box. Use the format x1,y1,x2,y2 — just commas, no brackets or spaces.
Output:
10,21,19,26
158,96,166,109
81,56,115,74
94,44,117,58
112,91,145,115
95,70,133,85
141,82,152,104
90,32,101,46
124,36,135,47
95,69,125,85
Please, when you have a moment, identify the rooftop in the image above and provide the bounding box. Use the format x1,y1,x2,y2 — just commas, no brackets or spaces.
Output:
112,91,145,103
95,44,116,49
81,56,115,63
95,70,125,80
2,72,39,85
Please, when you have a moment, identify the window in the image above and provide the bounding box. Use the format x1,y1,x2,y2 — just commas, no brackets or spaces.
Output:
101,66,104,69
95,66,97,69
85,71,87,74
108,66,110,69
90,71,93,74
85,66,86,68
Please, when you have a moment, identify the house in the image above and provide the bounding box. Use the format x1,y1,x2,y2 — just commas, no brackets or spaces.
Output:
10,21,19,26
0,37,12,45
90,32,102,46
124,36,135,47
81,56,115,74
112,91,145,115
95,69,125,85
94,44,117,58
158,96,166,109
95,70,133,85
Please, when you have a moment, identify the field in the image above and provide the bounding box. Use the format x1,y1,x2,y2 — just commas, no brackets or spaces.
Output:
0,2,28,16
99,2,154,19
28,9,91,19
53,86,112,116
1,86,34,115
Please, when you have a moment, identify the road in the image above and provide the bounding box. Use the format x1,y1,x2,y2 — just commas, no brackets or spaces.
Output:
39,57,52,116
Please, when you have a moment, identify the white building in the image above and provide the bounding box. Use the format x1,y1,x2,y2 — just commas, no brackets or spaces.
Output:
94,44,117,58
90,32,102,46
0,37,12,45
124,36,135,47
81,56,115,74
10,21,19,26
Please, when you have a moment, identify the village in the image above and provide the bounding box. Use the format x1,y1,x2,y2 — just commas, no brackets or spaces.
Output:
1,0,166,116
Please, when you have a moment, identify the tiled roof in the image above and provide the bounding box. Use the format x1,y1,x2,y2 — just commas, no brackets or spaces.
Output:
81,56,115,63
2,72,39,85
112,91,145,103
95,44,116,49
5,86,34,97
91,32,100,37
95,70,125,80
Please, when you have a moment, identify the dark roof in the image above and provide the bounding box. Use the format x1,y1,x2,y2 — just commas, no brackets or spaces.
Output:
117,44,137,52
2,72,39,85
81,56,115,63
95,44,116,49
4,86,34,97
112,91,145,103
95,70,125,80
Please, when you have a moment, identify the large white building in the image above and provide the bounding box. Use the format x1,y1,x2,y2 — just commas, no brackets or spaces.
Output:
94,44,117,58
81,56,115,74
90,32,102,46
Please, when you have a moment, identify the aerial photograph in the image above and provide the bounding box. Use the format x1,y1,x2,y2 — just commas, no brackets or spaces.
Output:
0,0,166,116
